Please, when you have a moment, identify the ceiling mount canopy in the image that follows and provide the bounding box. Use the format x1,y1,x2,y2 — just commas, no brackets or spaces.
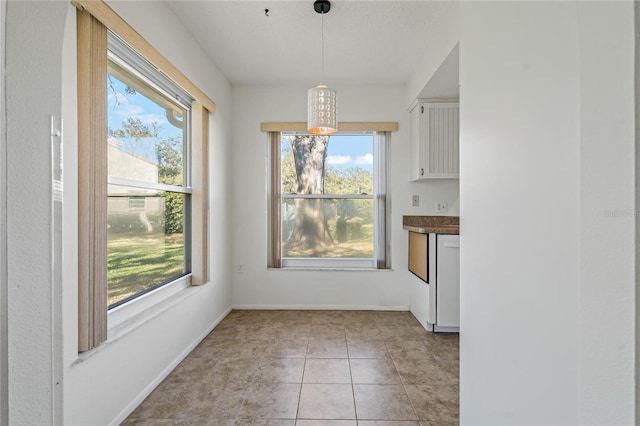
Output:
313,0,331,14
307,0,337,135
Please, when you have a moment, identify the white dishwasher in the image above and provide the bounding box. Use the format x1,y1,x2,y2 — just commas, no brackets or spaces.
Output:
428,234,460,332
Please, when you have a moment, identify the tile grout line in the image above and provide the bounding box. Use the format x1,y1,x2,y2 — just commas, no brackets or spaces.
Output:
392,354,422,423
346,331,359,423
294,325,312,422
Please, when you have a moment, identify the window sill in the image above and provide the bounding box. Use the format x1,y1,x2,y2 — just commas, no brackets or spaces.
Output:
108,274,191,329
268,267,394,272
74,281,206,363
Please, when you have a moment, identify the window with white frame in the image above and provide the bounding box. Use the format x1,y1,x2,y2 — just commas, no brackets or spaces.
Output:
269,130,391,269
106,34,193,308
76,3,214,352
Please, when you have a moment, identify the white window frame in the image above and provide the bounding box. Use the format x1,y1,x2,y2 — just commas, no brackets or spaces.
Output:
105,33,193,312
270,130,391,270
76,2,214,352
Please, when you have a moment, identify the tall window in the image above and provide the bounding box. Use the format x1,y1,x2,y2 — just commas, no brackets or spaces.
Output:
106,38,192,308
270,130,390,269
76,2,214,352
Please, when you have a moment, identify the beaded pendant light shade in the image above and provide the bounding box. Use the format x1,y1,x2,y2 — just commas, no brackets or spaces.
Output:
307,0,337,135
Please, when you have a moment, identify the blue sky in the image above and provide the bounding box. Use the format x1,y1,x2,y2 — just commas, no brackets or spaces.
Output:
109,74,373,173
324,134,374,172
107,74,183,163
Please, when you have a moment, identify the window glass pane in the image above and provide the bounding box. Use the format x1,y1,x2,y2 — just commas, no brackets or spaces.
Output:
281,134,373,195
282,198,374,258
107,184,186,307
107,61,186,187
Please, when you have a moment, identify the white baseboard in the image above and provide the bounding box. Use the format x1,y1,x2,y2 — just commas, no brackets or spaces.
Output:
110,305,233,426
232,304,410,311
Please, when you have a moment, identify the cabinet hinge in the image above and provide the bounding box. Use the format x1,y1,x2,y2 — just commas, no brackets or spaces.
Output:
420,105,424,114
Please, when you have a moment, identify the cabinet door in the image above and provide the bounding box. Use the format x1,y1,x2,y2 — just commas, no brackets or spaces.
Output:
408,231,428,282
409,103,422,181
423,103,459,178
436,234,460,327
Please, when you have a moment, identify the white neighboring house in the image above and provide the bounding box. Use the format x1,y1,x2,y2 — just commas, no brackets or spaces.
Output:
107,137,162,233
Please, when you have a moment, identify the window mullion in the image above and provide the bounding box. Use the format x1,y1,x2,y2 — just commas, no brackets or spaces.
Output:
108,176,191,194
281,194,374,199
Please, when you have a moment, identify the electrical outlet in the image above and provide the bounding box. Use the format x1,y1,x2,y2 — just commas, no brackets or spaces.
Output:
237,264,244,274
412,195,419,207
435,201,448,213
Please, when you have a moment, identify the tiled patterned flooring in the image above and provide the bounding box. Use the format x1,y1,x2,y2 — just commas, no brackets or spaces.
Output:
124,310,459,425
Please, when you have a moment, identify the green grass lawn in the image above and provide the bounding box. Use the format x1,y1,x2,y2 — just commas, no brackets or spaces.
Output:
109,218,371,306
108,233,184,306
283,222,374,258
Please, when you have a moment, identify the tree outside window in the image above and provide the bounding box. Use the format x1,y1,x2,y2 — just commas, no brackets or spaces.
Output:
280,133,376,260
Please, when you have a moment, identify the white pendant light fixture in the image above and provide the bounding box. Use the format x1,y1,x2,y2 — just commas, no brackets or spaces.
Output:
307,0,337,135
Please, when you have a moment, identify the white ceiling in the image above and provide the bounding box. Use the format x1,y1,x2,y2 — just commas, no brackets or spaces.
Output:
166,0,456,87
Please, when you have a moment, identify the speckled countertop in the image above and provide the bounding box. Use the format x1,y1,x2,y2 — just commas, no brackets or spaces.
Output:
402,215,459,234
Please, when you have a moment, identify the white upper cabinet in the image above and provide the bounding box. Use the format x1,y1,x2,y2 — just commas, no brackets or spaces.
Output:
409,101,459,180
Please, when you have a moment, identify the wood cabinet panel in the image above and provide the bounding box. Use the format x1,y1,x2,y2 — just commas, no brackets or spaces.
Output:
408,231,428,282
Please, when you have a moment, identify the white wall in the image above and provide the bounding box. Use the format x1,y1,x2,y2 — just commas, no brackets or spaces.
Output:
5,1,233,424
577,3,635,423
460,1,635,424
5,2,68,422
406,2,460,106
230,84,458,310
0,1,7,423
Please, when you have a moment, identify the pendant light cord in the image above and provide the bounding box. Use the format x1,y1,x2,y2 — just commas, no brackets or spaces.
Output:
321,9,325,85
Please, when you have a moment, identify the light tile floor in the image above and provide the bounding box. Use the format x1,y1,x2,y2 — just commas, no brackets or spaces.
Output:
123,310,459,425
